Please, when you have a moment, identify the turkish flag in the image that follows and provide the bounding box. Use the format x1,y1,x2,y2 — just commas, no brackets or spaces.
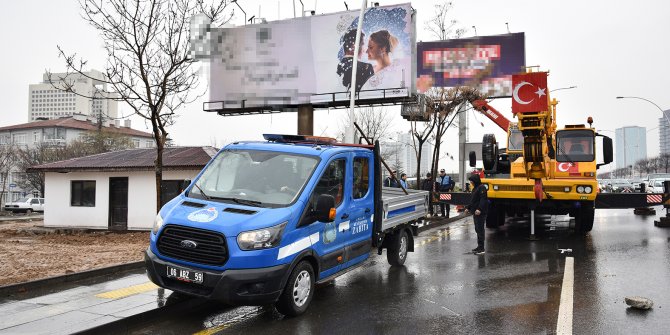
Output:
556,162,579,174
512,72,549,114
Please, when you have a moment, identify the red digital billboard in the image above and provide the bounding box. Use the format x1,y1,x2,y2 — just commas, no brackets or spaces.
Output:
416,33,525,97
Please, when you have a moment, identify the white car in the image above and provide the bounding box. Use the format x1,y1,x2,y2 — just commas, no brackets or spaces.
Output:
3,197,45,214
647,179,670,193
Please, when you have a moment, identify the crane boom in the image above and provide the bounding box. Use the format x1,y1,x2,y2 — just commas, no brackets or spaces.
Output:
471,99,512,132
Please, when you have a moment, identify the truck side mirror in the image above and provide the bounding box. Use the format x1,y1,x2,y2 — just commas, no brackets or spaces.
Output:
597,135,613,169
602,136,613,164
314,194,336,222
469,151,477,168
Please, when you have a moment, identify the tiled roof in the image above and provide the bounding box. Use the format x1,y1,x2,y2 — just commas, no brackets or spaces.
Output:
30,147,218,172
0,117,153,138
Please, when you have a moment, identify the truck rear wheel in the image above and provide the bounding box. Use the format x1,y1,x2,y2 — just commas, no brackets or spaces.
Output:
25,209,32,215
574,206,595,235
485,203,505,228
387,229,408,267
275,260,315,317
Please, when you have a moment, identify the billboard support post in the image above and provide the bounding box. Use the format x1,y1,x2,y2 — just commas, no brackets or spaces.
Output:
347,0,367,143
297,105,314,135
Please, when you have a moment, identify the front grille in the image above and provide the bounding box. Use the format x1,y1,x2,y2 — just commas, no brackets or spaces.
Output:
545,186,570,192
496,185,533,192
493,185,572,193
158,225,228,266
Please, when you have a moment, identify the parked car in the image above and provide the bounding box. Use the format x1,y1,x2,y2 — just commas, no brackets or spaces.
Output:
647,179,670,193
3,197,45,214
609,180,634,193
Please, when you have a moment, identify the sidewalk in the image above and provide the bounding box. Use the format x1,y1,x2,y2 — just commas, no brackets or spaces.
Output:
0,272,167,334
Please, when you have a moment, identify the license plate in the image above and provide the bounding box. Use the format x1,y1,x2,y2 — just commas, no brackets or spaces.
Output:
166,265,204,284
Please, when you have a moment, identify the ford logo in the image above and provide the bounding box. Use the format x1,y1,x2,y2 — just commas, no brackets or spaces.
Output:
180,240,198,249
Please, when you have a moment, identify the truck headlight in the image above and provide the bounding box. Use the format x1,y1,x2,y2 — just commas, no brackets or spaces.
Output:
584,186,592,193
152,213,164,235
237,222,287,250
577,186,585,193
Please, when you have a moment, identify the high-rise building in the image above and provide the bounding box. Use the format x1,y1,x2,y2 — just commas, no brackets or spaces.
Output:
659,110,670,155
28,70,118,122
615,126,647,169
381,131,434,178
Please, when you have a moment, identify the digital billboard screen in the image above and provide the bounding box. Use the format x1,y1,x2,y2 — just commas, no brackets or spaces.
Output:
416,33,525,97
193,3,416,111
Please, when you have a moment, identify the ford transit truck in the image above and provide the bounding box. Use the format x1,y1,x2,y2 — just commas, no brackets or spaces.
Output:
145,134,429,316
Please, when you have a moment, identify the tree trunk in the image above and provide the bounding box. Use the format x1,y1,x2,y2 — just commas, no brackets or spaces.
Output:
151,113,165,214
415,142,423,190
155,143,163,213
432,138,442,186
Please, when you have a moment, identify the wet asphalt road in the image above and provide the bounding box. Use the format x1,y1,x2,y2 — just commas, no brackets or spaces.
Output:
119,208,670,335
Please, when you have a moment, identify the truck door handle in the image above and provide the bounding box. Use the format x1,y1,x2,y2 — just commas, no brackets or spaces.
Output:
365,208,371,213
341,213,349,219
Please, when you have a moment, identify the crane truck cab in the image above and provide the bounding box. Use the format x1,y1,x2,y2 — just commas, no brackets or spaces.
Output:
144,134,428,316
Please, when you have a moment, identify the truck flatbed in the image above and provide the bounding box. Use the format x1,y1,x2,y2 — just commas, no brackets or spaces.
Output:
380,187,429,231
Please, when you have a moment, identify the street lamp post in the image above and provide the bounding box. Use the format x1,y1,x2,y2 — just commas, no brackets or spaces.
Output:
550,86,577,93
616,96,669,127
617,96,669,157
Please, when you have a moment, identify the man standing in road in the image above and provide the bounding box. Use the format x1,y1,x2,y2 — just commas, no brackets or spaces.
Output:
421,172,436,216
465,174,488,255
438,169,453,217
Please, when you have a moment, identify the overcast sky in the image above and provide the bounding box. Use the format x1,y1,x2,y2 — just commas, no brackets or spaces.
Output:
1,0,669,173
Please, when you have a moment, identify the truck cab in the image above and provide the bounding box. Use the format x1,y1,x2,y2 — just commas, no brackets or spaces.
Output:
145,135,428,316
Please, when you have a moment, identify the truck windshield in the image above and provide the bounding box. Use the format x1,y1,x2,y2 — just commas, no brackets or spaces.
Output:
190,150,319,208
508,128,523,151
556,129,595,162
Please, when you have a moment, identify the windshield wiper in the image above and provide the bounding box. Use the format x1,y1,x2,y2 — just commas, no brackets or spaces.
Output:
557,145,576,165
192,183,211,200
212,197,264,207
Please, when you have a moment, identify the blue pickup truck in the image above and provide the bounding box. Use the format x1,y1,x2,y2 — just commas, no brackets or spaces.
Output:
145,134,428,316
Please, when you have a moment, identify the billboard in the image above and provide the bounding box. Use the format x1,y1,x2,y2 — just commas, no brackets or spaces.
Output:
194,3,416,111
416,33,525,97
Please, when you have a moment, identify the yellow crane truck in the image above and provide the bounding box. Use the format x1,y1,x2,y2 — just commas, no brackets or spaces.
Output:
461,70,615,234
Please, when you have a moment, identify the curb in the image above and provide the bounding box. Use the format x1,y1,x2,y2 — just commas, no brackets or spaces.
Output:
418,213,468,233
0,261,144,298
0,215,44,223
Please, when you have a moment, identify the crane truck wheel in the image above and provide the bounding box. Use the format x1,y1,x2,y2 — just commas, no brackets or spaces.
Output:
574,206,595,235
387,229,409,266
482,134,498,171
485,202,505,228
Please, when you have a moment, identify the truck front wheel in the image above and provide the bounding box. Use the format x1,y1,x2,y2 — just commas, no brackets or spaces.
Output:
25,209,32,215
574,206,595,235
276,260,315,317
387,229,408,266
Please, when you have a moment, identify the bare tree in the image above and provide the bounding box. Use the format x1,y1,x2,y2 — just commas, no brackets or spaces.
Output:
0,144,16,208
50,0,232,212
659,153,670,173
424,1,467,40
18,131,135,197
338,107,394,143
409,105,437,189
428,86,484,185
